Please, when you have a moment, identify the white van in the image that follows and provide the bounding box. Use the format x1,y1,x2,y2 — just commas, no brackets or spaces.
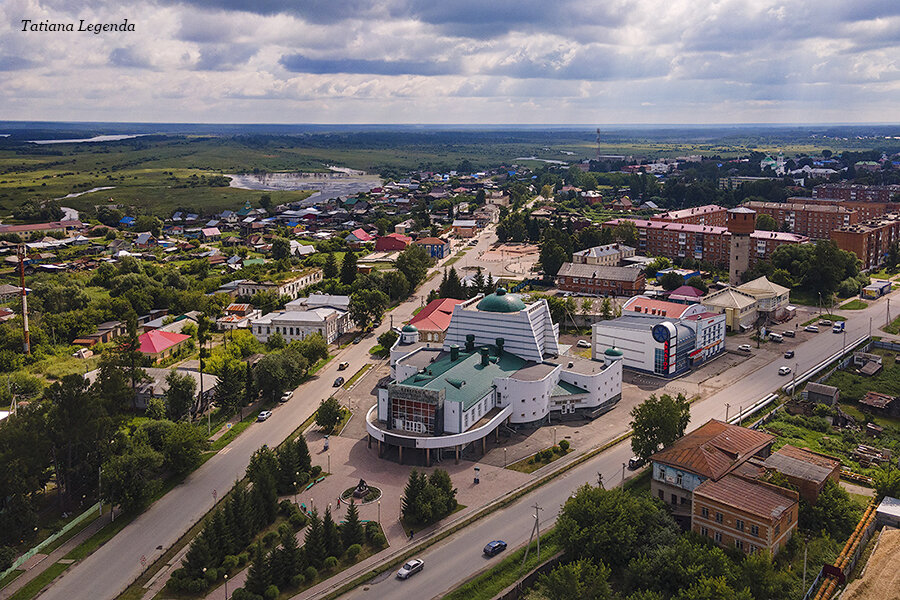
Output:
769,333,783,343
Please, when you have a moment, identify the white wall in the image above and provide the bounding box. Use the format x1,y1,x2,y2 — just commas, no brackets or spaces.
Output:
494,365,557,425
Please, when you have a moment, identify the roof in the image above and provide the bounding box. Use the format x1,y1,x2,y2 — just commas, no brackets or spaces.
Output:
651,420,775,480
668,285,705,298
138,330,191,354
622,296,695,318
805,382,839,398
347,228,374,241
694,475,796,520
702,287,758,310
401,324,418,333
737,276,790,299
654,205,725,221
552,380,589,396
604,347,624,357
408,298,465,332
572,243,635,259
396,346,526,410
452,219,477,227
414,237,449,246
728,207,756,214
763,445,838,485
557,263,643,282
201,227,221,236
476,288,526,313
603,218,810,242
861,391,894,409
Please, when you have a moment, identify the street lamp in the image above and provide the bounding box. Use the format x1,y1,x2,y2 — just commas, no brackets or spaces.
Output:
377,500,381,523
224,574,228,600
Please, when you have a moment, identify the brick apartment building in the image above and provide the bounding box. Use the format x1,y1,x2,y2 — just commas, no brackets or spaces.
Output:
602,218,809,268
830,214,900,270
556,263,646,296
814,183,900,203
742,200,857,239
651,204,727,226
794,197,893,221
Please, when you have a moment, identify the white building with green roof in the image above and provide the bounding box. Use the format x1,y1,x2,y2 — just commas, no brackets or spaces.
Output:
369,289,623,465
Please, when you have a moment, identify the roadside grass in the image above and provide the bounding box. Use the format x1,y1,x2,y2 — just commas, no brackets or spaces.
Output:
7,562,69,600
343,364,372,389
622,468,651,496
840,299,868,310
40,507,102,555
444,250,468,267
507,446,571,474
784,289,831,307
0,570,24,591
801,313,846,327
441,535,559,600
866,268,898,280
368,344,387,357
399,504,467,538
209,410,258,452
882,314,900,335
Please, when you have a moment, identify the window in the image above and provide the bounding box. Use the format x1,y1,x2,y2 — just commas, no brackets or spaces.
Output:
735,539,744,551
714,531,722,543
775,524,780,535
671,494,677,505
701,526,708,537
658,490,664,500
680,496,687,505
749,544,757,553
735,519,745,532
715,512,723,524
701,507,709,519
676,472,683,486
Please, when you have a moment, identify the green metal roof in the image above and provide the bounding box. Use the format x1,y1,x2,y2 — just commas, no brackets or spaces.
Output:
401,324,418,333
398,347,526,410
551,381,589,397
604,347,624,357
476,288,526,313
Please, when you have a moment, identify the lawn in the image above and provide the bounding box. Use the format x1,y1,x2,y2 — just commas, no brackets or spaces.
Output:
840,299,868,310
801,313,846,327
209,410,258,452
443,250,468,267
7,562,69,600
507,445,571,474
342,364,372,389
882,314,900,335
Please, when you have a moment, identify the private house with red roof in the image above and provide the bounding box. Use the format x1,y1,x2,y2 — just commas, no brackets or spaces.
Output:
374,233,412,252
406,298,465,342
138,330,192,361
345,227,374,247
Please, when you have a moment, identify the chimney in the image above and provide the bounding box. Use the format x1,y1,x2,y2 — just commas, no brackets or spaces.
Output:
480,347,490,367
465,334,475,352
495,338,505,355
450,344,460,362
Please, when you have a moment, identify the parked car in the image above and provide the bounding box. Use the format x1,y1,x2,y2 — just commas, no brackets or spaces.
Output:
784,350,795,359
820,319,833,326
396,558,424,579
628,456,645,470
778,366,792,376
279,391,292,403
737,344,752,353
333,376,345,387
804,325,819,333
782,330,796,338
769,333,783,343
257,410,273,422
338,361,350,370
576,340,591,348
483,540,507,557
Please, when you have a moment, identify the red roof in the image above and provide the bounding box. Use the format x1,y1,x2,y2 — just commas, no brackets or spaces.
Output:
415,237,449,246
623,296,695,319
651,420,774,480
694,475,796,520
349,228,374,241
138,330,190,355
408,298,464,332
668,285,705,298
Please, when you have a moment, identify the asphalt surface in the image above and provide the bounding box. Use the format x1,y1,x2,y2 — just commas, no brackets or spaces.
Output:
41,231,491,600
340,297,895,600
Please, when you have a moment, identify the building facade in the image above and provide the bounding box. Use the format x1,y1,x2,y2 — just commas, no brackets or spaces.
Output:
571,243,636,266
814,183,900,203
414,237,451,259
236,268,323,300
831,215,900,270
251,307,350,344
556,263,646,296
743,200,857,239
651,204,727,226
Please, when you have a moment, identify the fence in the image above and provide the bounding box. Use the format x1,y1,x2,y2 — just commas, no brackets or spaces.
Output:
801,567,825,600
0,502,101,581
872,339,900,352
493,551,564,600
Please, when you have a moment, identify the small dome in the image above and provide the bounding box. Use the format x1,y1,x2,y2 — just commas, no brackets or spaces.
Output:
476,288,526,313
401,324,418,333
604,346,624,357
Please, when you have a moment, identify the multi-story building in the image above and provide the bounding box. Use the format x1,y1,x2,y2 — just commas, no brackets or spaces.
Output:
602,219,808,269
405,297,465,343
251,306,350,344
236,268,323,300
414,237,451,259
571,243,636,266
651,204,727,226
831,215,900,270
742,201,857,239
802,198,892,221
556,263,645,296
814,183,900,203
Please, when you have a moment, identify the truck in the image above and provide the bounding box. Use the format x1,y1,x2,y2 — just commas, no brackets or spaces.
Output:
832,321,845,333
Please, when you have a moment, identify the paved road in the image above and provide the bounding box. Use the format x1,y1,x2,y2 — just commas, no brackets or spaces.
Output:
41,232,484,600
341,294,897,600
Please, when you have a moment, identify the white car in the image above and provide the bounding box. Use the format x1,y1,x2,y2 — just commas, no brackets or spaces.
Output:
257,410,273,422
576,340,591,348
778,366,792,376
805,325,819,333
280,391,292,403
737,344,752,352
397,558,424,579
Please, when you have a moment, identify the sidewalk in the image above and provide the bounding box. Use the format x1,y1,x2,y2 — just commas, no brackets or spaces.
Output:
0,510,112,600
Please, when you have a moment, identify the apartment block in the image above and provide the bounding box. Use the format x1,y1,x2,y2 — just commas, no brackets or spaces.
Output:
830,215,900,270
742,200,856,239
814,183,900,203
651,204,727,226
556,263,646,296
801,197,894,221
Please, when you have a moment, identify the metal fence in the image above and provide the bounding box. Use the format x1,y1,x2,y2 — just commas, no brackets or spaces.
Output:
801,567,825,600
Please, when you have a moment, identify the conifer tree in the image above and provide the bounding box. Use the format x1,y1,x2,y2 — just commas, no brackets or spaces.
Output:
401,469,426,522
322,507,343,559
323,252,338,279
303,509,325,568
342,500,364,548
294,436,311,473
244,540,271,596
182,532,213,579
275,526,301,588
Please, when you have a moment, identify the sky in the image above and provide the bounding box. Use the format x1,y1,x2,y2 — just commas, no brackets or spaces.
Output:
2,0,900,125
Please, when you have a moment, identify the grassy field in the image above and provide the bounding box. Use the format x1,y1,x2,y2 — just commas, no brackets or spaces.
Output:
882,315,900,335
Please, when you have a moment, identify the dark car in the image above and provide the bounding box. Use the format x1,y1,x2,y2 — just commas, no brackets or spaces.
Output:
483,540,507,557
333,376,345,387
784,350,795,359
628,456,645,470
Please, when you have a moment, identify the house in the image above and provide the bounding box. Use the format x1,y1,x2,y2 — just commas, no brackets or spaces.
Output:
251,307,349,344
85,367,217,412
0,283,24,303
571,243,636,266
0,220,84,236
622,296,707,319
859,391,899,417
134,232,157,248
451,219,478,238
345,228,374,247
200,227,221,241
736,276,790,319
406,298,465,342
286,293,351,312
805,382,840,406
556,263,646,296
762,445,840,504
236,269,324,300
137,330,192,361
73,321,127,346
290,241,316,256
414,237,450,259
702,287,759,331
394,219,415,234
375,233,412,252
119,216,135,227
667,285,706,304
216,303,261,330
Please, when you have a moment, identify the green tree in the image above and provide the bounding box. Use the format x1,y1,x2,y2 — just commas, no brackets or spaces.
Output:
163,422,207,476
658,271,684,291
685,276,708,294
735,550,794,600
304,509,325,568
382,270,411,301
291,333,329,365
316,397,343,434
755,213,778,231
378,329,399,351
541,240,569,278
673,576,753,600
165,370,197,421
349,289,389,329
322,507,342,559
799,479,859,539
244,540,271,596
340,251,358,285
215,359,244,416
342,500,365,548
439,267,466,299
537,559,613,600
402,469,426,522
271,237,291,261
102,442,164,513
645,257,671,279
630,393,691,461
323,253,338,279
874,468,900,498
395,244,431,289
613,221,639,246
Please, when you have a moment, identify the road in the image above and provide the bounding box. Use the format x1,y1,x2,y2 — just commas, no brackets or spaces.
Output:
41,231,485,600
340,294,897,600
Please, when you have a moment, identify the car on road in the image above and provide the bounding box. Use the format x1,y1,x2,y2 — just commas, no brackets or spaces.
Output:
833,322,845,333
483,540,507,557
784,350,795,359
333,376,345,387
576,340,591,348
737,344,752,352
396,558,424,579
628,456,645,470
804,325,819,333
782,330,796,338
338,361,350,370
778,366,792,376
820,319,833,326
257,410,272,422
352,336,362,344
279,391,292,403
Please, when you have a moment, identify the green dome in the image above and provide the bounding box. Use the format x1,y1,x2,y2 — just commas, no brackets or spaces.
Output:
604,346,624,357
476,288,526,313
401,324,418,333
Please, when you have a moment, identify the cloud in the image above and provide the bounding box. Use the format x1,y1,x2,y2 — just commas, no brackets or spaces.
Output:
279,54,460,76
0,55,33,70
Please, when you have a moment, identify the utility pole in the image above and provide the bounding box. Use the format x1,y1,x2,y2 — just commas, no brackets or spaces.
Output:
725,403,730,422
18,245,30,354
887,298,891,328
521,503,543,568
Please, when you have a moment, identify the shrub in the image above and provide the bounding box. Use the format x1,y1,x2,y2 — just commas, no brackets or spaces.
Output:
304,566,318,582
263,531,279,548
323,556,339,571
527,457,535,464
279,499,294,516
290,573,305,588
365,521,380,542
278,522,293,538
204,568,218,585
346,543,362,560
170,567,187,580
310,465,322,477
238,552,250,566
264,584,280,600
188,578,207,593
221,555,238,573
541,449,553,461
370,532,388,549
230,589,259,600
559,440,570,451
290,511,308,530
